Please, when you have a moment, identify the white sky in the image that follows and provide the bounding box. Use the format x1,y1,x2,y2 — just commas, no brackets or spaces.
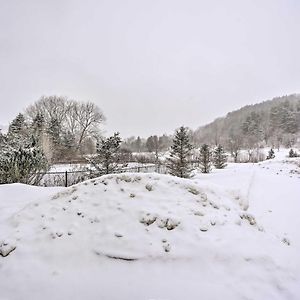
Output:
0,0,300,137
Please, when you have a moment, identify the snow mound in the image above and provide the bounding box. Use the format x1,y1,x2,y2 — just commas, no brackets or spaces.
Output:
1,172,299,300
1,173,274,261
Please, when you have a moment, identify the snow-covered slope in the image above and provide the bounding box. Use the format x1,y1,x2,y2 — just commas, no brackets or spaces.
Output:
0,155,300,300
1,173,265,260
0,184,62,220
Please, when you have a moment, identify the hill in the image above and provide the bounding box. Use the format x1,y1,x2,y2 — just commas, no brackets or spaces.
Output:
194,94,300,149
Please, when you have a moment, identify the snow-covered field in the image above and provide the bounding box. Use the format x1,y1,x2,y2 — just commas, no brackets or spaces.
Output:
0,150,299,300
49,162,156,173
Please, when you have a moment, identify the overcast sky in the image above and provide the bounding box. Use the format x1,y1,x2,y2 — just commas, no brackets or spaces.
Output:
0,0,300,137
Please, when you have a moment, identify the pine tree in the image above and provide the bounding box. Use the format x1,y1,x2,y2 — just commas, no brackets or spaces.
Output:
199,144,212,173
289,149,298,158
47,118,61,145
266,148,275,160
146,136,155,152
213,145,227,169
8,113,26,136
7,113,28,147
89,133,123,176
284,111,298,134
0,135,48,184
166,126,193,178
31,113,45,140
46,118,62,162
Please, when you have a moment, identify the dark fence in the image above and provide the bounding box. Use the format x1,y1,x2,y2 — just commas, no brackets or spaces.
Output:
35,161,204,187
39,164,169,187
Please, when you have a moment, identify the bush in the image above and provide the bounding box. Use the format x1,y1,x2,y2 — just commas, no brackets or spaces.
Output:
0,137,48,185
289,149,299,158
266,148,275,160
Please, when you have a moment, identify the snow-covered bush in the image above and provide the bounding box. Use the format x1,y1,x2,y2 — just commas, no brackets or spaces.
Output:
289,149,299,158
266,148,275,160
88,133,126,176
0,136,48,185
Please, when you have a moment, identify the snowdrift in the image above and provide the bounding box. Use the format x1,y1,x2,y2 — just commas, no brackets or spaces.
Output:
0,173,286,260
1,170,299,299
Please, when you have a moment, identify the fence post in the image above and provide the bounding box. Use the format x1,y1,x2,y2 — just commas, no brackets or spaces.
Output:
65,171,68,187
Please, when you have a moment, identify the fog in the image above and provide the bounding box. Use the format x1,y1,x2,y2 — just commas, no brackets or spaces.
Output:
0,0,300,136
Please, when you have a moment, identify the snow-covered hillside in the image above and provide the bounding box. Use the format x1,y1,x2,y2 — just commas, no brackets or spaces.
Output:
0,151,299,300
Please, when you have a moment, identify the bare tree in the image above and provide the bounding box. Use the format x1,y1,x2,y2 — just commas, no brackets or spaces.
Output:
25,96,105,160
26,95,70,125
227,133,243,163
73,101,105,151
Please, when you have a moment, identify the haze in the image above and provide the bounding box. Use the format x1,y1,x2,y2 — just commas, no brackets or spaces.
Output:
0,0,300,137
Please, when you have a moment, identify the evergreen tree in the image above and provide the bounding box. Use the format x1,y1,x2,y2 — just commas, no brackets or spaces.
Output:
213,145,227,169
46,118,61,162
289,149,298,158
31,113,45,140
7,113,28,147
8,113,26,136
89,133,123,176
284,111,298,134
166,126,193,178
146,136,155,152
266,148,275,160
199,144,212,173
47,118,61,145
0,135,48,184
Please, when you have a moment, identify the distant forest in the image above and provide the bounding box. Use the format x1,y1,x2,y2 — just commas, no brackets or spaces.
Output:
0,94,299,167
193,94,300,150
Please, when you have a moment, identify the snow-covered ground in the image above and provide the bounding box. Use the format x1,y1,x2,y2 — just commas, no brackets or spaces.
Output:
49,162,156,173
0,149,299,300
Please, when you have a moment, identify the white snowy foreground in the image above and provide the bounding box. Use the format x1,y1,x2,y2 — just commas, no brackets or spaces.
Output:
0,151,300,300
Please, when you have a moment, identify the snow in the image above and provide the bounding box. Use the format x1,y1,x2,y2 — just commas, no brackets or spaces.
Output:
0,184,63,221
0,149,300,299
49,163,87,172
49,162,155,173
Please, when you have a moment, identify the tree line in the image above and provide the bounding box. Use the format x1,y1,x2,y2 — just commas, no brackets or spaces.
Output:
194,95,300,154
89,126,227,179
1,94,299,184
